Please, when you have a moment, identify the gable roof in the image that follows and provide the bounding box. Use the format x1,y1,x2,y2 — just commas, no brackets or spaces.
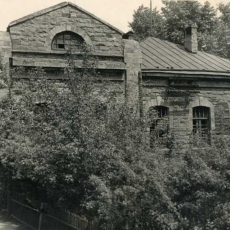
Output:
8,2,123,34
141,37,230,73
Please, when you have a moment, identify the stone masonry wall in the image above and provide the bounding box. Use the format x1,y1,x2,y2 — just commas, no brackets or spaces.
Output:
142,78,230,149
8,4,123,55
123,39,142,113
0,31,12,100
0,32,12,62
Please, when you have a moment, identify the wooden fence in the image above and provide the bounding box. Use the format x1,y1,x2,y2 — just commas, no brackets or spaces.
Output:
11,198,39,230
0,166,7,211
8,193,92,230
0,176,7,210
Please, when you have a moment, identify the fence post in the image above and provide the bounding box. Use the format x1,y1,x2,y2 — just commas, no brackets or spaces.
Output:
7,187,11,217
0,180,2,211
38,203,45,230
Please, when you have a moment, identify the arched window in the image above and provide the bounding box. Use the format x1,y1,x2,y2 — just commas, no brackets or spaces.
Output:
193,106,210,141
52,32,84,50
149,106,169,147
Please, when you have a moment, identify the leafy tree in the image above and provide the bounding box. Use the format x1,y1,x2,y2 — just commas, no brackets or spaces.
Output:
129,5,166,41
166,136,230,229
2,46,230,229
129,1,230,58
0,49,180,229
218,3,230,25
162,0,213,44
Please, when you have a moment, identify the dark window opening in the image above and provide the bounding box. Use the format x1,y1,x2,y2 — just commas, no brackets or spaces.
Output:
149,106,169,148
52,32,84,51
185,27,192,36
58,44,65,49
193,106,211,143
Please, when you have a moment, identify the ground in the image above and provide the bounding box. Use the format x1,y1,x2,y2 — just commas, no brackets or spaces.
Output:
0,211,30,230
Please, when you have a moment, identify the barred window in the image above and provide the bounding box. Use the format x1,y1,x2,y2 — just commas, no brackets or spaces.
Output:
193,106,210,141
52,32,84,50
149,106,169,147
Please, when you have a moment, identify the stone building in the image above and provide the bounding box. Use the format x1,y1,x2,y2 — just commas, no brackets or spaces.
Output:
1,1,230,149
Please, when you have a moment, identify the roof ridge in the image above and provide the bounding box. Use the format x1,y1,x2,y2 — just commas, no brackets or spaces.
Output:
7,1,123,34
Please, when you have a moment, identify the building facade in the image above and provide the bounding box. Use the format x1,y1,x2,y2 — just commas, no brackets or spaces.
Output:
1,2,230,149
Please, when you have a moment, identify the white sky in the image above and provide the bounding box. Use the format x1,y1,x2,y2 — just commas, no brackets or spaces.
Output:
0,0,230,32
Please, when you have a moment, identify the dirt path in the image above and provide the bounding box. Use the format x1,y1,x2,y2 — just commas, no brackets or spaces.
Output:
0,211,31,230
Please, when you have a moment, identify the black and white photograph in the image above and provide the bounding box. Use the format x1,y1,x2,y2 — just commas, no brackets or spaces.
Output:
0,0,230,229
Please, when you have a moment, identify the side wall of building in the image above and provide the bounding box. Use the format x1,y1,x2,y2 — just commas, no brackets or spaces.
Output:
142,77,230,149
1,4,142,110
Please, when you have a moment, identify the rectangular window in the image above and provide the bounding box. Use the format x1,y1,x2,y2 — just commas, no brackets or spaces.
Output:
193,106,210,143
150,106,169,148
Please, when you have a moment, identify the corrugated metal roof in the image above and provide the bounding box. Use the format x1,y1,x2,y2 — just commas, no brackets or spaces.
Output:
141,37,230,73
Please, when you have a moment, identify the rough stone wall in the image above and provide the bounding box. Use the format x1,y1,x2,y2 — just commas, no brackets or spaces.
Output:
8,5,123,55
5,3,127,103
123,39,142,113
0,31,12,99
142,78,230,149
95,80,125,104
0,31,12,62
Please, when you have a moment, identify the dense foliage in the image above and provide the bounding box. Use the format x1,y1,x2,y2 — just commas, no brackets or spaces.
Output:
1,49,230,229
129,1,230,59
0,51,178,229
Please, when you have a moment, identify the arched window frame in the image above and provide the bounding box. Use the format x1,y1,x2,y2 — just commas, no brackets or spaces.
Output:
189,97,215,144
45,24,93,52
189,97,215,132
192,106,211,141
51,31,84,51
149,106,169,147
144,97,172,148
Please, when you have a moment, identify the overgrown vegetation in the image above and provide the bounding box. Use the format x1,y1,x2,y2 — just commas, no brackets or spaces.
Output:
130,0,230,59
1,46,230,229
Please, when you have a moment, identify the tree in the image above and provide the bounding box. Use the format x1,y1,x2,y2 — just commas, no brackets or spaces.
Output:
129,5,166,41
2,47,230,229
129,1,230,59
0,48,180,229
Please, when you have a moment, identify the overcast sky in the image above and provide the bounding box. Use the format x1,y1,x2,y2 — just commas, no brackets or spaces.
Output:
0,0,230,32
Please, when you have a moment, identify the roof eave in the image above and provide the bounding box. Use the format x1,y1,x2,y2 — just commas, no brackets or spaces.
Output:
141,69,230,78
8,2,68,28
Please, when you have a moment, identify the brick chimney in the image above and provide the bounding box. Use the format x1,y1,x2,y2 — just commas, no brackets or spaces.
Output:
184,23,198,53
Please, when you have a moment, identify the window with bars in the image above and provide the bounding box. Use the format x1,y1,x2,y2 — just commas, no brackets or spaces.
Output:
149,106,169,147
52,32,84,50
193,106,210,142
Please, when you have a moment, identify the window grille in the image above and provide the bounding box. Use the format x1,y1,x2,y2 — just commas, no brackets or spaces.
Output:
52,32,84,50
193,106,210,142
149,106,169,147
